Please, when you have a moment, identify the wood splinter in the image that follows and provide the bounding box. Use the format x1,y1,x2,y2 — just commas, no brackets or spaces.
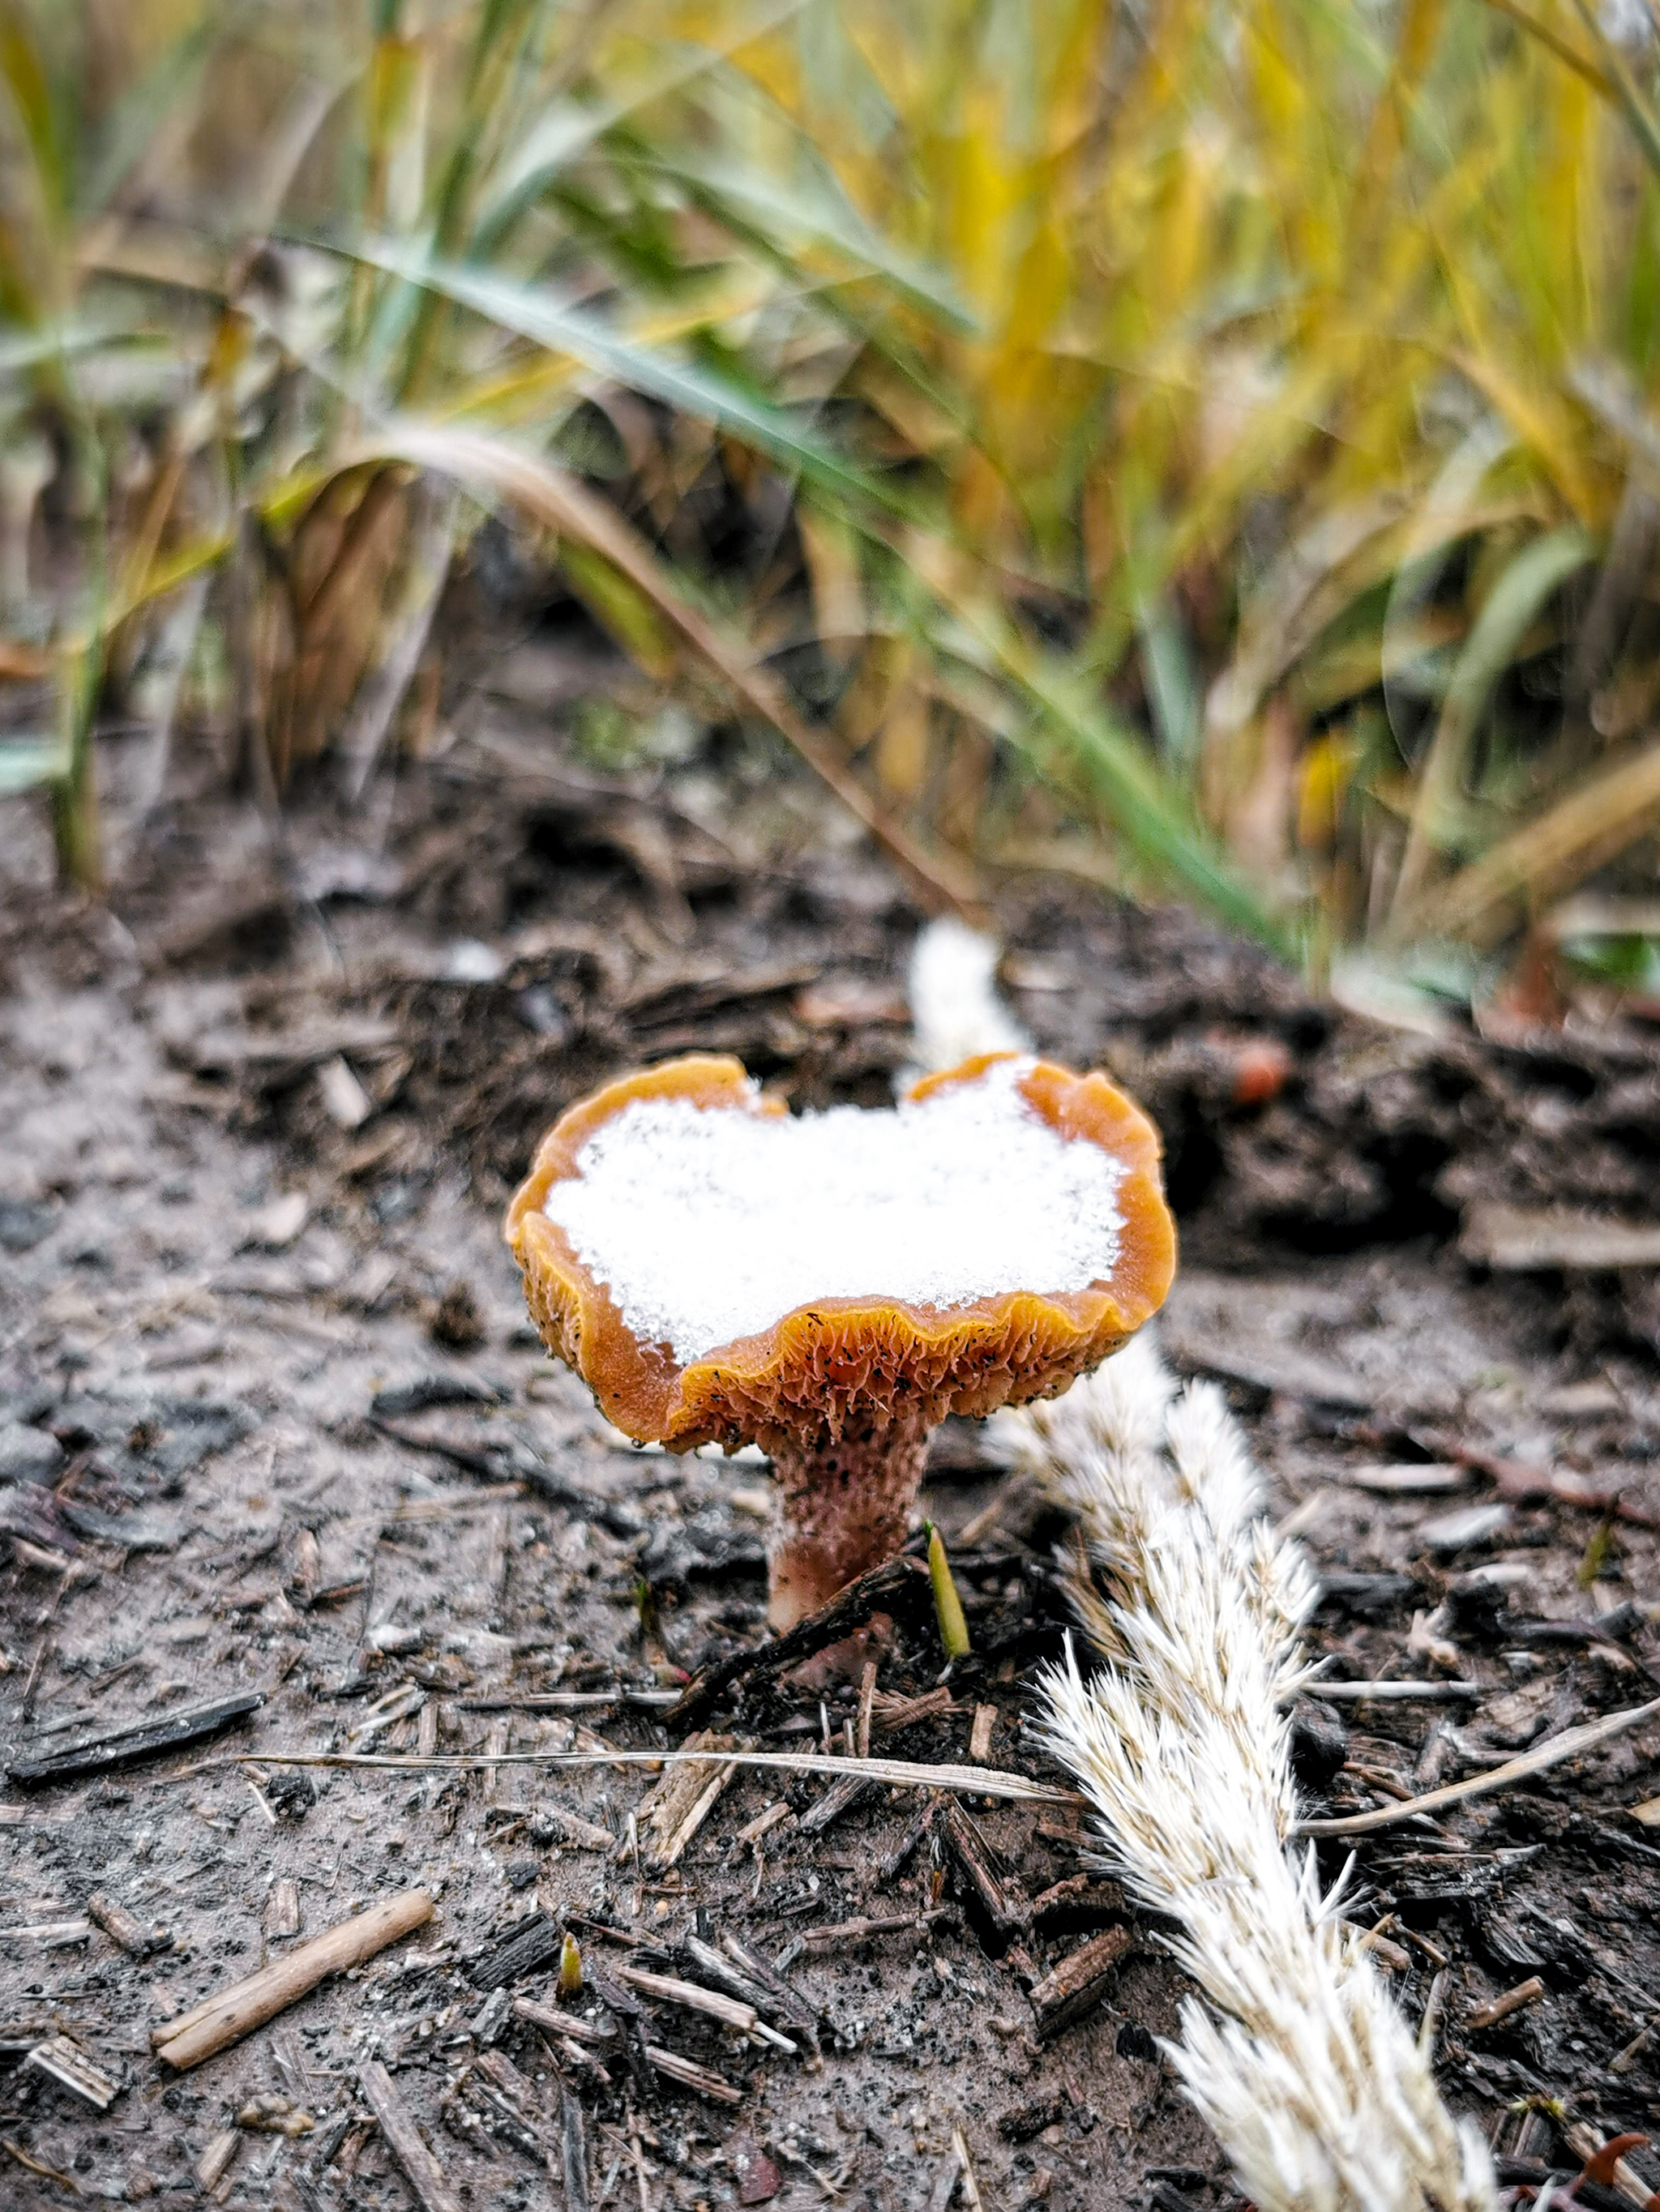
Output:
1029,1926,1133,2041
151,1889,434,2070
24,2035,118,2111
360,2057,464,2212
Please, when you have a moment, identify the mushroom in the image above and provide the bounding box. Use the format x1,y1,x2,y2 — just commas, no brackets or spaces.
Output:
504,1050,1175,1632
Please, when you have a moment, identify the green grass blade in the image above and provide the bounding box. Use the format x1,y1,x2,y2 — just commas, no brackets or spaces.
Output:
333,235,897,512
1393,524,1594,920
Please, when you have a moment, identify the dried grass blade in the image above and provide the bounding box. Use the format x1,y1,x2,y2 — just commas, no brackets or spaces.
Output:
228,1744,1072,1805
373,421,979,914
1297,1693,1660,1837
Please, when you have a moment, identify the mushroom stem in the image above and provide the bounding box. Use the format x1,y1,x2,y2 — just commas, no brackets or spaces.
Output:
765,1414,930,1632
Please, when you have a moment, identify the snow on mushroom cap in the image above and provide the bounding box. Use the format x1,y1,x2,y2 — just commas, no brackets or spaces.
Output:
541,1055,1125,1363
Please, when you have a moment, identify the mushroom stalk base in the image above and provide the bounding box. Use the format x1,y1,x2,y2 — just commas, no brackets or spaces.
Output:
765,1418,929,1632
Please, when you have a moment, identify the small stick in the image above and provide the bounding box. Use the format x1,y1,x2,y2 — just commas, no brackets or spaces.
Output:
2,2137,79,2192
611,1962,792,2047
482,1719,508,1808
456,1692,679,1713
656,1762,737,1869
1418,1970,1449,2057
512,1998,742,2103
796,1908,953,1953
88,1892,159,1958
937,1800,1025,1936
798,1772,874,1837
1464,1976,1544,2031
1297,1695,1660,1837
734,1801,793,1850
562,2085,592,2212
856,1659,877,1761
719,1933,821,2056
871,1686,956,1737
152,1889,433,2069
8,1688,265,1786
360,2058,462,2212
950,2125,986,2212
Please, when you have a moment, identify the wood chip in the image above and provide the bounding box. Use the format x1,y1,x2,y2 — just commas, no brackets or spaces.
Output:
797,1771,874,1836
472,1910,564,1992
734,1802,794,1849
1417,1502,1511,1555
969,1705,997,1762
359,2058,462,2212
856,1658,878,1761
152,1889,434,2069
24,2034,118,2110
264,1880,301,1940
561,2084,592,2212
1029,1927,1132,2041
318,1056,374,1130
637,1729,738,1868
196,2129,241,2192
533,1805,616,1852
1344,1463,1467,1494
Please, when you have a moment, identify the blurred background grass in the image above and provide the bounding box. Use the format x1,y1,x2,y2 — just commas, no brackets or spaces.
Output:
7,0,1660,1019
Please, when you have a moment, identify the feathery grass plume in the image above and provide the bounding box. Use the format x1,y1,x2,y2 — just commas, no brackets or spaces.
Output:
903,918,1029,1088
998,1347,1497,2212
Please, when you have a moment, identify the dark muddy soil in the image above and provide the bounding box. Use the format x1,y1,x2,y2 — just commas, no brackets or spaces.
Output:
6,685,1660,2211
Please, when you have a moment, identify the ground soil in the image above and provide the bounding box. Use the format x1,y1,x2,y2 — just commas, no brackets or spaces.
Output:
6,678,1660,2211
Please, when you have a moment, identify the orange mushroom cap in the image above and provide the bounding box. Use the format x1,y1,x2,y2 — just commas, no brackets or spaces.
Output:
504,1050,1176,1459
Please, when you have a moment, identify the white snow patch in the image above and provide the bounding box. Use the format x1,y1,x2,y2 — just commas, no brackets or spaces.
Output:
544,1057,1124,1363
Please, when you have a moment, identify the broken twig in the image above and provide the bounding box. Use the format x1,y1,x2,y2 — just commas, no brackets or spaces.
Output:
152,1889,434,2069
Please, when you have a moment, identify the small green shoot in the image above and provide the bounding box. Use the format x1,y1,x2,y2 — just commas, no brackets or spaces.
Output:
557,1930,582,1997
927,1524,971,1661
1576,1517,1618,1589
